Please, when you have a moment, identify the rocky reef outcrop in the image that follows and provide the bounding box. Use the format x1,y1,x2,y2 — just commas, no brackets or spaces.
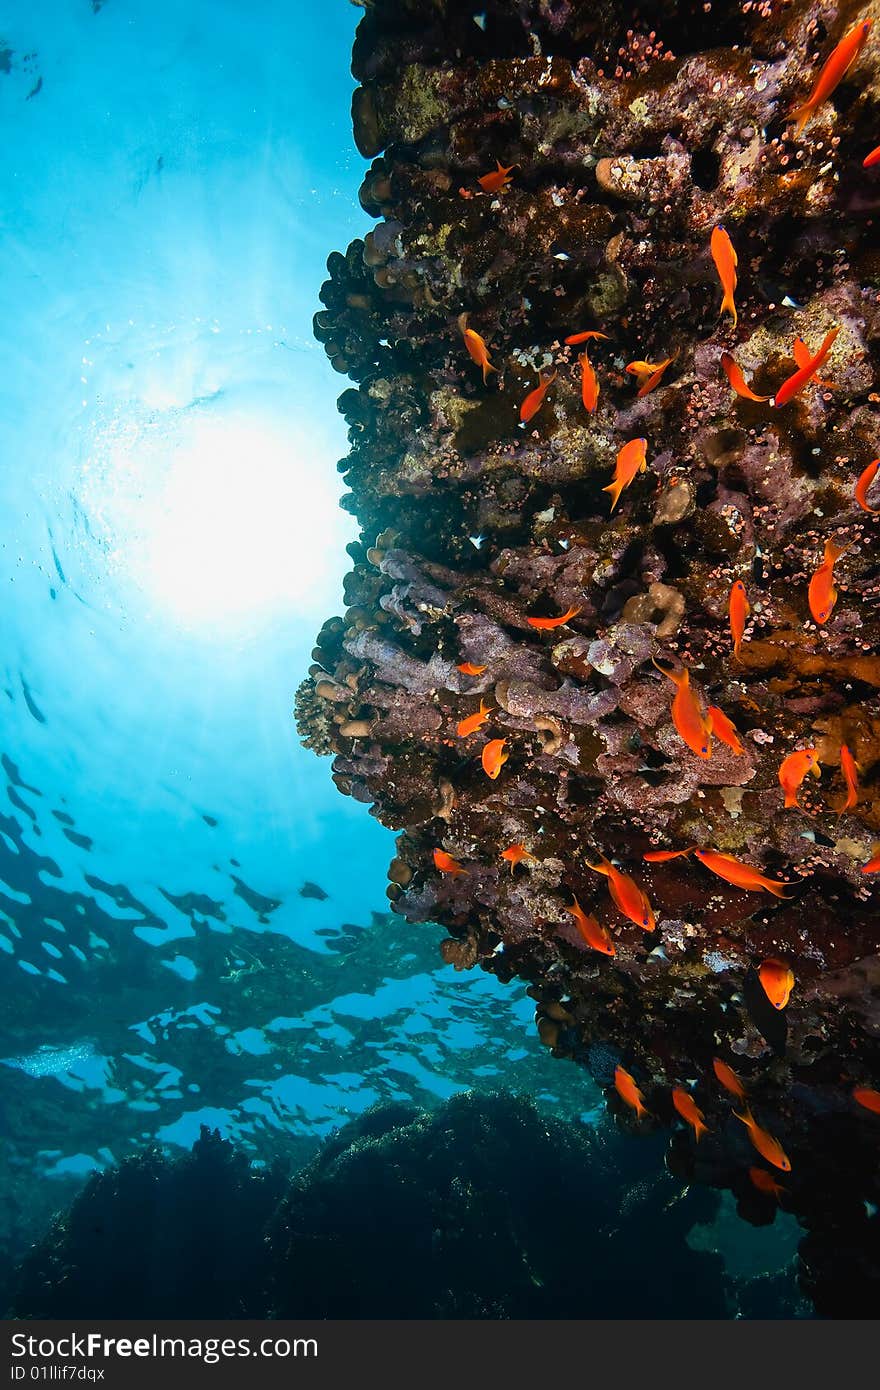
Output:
296,0,880,1309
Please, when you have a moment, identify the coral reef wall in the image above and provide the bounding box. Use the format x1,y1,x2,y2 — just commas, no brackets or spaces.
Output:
297,0,880,1310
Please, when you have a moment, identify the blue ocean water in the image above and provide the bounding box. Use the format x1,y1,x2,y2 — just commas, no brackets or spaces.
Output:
0,0,805,1315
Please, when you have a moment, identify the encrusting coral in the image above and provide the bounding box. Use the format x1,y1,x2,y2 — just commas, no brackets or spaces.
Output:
297,0,880,1303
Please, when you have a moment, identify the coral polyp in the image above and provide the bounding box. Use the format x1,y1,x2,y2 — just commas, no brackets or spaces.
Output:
298,0,880,1310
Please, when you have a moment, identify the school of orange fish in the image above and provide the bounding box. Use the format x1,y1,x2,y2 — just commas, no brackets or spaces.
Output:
435,17,880,1192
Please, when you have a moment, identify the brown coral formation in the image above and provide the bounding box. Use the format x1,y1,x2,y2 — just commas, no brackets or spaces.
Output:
297,0,880,1308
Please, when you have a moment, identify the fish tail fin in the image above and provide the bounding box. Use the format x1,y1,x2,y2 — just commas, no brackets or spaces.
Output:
695,1120,709,1143
481,360,497,383
733,1106,753,1129
827,540,848,563
651,655,684,687
765,882,791,900
783,789,798,809
720,291,737,327
789,103,812,137
602,479,624,513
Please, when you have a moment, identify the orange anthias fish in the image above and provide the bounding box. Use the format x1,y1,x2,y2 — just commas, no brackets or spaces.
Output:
477,160,517,194
711,225,738,328
672,1087,710,1141
707,705,744,755
482,737,509,780
734,1107,792,1172
713,1057,747,1101
749,1167,786,1201
793,337,834,389
625,353,676,397
693,849,791,898
566,896,615,956
839,744,859,813
526,605,581,630
565,330,610,346
614,1065,649,1121
643,848,695,862
457,661,488,676
729,579,750,660
579,351,600,412
434,849,467,876
861,854,880,875
652,659,712,760
778,747,820,809
865,145,880,169
808,537,847,624
855,458,880,514
789,19,873,137
603,437,648,513
773,326,840,408
501,843,535,872
588,856,655,931
459,314,497,383
520,369,557,424
720,352,771,403
758,958,795,1010
853,1086,880,1115
457,699,493,738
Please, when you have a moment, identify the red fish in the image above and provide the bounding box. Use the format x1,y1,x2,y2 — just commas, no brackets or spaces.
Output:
865,145,880,169
711,226,738,327
789,19,873,137
854,458,879,514
603,437,648,513
614,1065,650,1121
854,1087,880,1115
707,705,744,756
520,369,557,424
729,579,750,661
713,1057,747,1101
643,848,695,862
526,605,581,630
749,1167,786,1201
778,747,819,809
808,537,847,624
477,160,516,194
588,856,655,932
793,337,834,389
653,658,712,760
758,958,795,1010
672,1087,710,1141
734,1107,792,1172
457,699,493,738
579,351,600,412
720,352,770,402
565,330,609,346
459,314,497,383
773,326,839,408
566,896,615,956
501,843,535,872
482,737,509,780
434,849,466,875
861,854,880,875
839,744,859,813
457,661,488,676
626,352,677,398
693,849,791,898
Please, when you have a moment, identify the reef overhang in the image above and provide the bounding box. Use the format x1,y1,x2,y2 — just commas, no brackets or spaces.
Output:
297,0,880,1312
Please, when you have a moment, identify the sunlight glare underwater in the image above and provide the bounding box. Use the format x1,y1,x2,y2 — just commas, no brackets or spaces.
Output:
79,394,347,635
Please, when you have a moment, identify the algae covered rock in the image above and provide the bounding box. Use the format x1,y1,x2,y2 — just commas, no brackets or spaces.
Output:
298,0,880,1307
